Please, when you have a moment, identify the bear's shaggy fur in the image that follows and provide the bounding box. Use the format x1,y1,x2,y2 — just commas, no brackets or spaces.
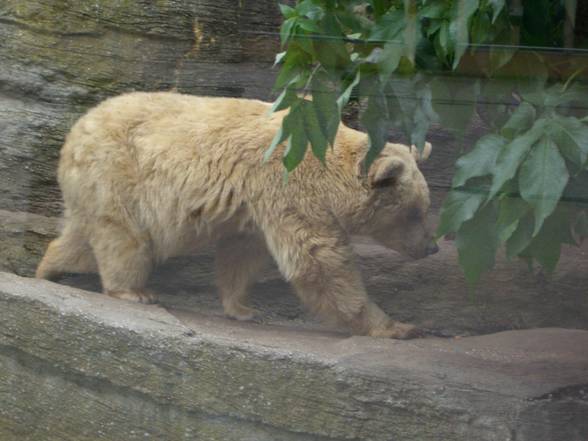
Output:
36,92,436,338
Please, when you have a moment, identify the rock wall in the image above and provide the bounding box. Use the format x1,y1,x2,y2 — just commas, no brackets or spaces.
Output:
0,0,281,216
0,0,470,217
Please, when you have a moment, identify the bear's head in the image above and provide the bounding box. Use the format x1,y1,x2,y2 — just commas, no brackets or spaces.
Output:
362,142,438,259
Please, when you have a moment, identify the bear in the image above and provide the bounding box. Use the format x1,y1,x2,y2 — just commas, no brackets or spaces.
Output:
36,91,438,339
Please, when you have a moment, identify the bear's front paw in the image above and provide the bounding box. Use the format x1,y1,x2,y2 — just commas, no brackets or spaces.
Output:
106,290,157,304
368,321,423,339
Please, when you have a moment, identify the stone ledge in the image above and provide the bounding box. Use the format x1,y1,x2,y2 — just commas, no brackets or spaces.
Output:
1,271,587,441
4,208,588,338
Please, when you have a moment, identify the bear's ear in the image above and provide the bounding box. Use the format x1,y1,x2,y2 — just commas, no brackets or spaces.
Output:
410,142,432,162
368,157,405,188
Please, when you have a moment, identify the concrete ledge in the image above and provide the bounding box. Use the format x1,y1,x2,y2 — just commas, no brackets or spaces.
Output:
1,271,587,441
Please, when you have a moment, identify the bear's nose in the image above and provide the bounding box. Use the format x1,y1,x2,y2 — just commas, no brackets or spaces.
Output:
426,242,439,255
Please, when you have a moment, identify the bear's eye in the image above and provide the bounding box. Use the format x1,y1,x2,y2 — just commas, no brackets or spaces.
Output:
407,206,423,223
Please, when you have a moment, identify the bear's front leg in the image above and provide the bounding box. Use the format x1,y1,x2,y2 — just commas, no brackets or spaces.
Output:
260,211,420,339
355,302,421,339
292,266,420,339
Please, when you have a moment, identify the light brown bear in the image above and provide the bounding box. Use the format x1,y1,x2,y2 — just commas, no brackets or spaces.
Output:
36,92,438,339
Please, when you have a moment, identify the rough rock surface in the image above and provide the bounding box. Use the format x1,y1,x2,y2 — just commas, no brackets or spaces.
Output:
0,210,58,276
0,0,281,216
1,272,587,441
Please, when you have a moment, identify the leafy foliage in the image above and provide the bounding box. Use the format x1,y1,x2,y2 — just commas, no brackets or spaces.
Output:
439,83,588,285
270,0,588,285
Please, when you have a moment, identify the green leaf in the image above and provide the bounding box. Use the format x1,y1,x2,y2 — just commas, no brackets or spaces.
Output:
378,41,403,82
279,4,297,19
476,85,510,130
335,9,366,35
274,51,286,66
370,0,390,18
469,8,492,45
361,83,389,171
520,208,573,273
265,102,299,162
311,71,340,146
368,9,405,42
283,136,308,171
525,236,561,274
427,19,443,37
437,187,487,237
274,59,299,89
518,92,544,108
365,47,384,64
449,0,479,69
542,83,588,109
430,78,479,134
419,2,446,19
501,102,536,139
302,101,328,164
410,84,434,150
314,14,350,72
497,195,529,243
488,44,515,75
385,78,435,151
280,18,297,46
438,21,450,56
282,105,309,171
410,107,428,150
403,5,420,64
541,205,577,246
505,212,534,259
519,137,569,236
452,134,506,187
455,201,499,286
450,78,474,119
291,34,315,57
337,71,360,113
488,118,546,200
547,115,588,167
297,18,321,33
521,81,584,109
476,79,513,129
296,0,323,20
273,49,307,89
488,0,505,22
265,127,289,163
270,88,297,113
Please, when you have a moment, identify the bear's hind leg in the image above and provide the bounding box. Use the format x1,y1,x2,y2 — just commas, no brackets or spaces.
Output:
36,223,97,280
216,234,270,321
89,219,156,304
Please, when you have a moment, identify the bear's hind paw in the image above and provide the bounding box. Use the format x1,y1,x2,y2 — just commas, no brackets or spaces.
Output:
368,321,423,339
223,301,261,322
